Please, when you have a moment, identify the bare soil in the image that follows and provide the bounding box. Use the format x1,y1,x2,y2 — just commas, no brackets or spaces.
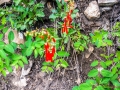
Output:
0,0,120,90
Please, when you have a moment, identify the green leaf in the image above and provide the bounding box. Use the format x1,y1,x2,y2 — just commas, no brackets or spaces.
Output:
1,16,6,25
91,60,99,67
11,60,18,66
22,56,28,64
0,49,7,59
94,85,104,90
5,58,10,66
34,49,38,58
113,58,119,62
111,80,120,87
1,70,6,77
105,60,113,66
79,83,92,90
3,27,8,33
8,31,14,42
72,86,80,90
101,69,113,77
0,25,4,30
0,34,3,40
116,51,120,60
88,69,98,77
26,47,33,56
100,61,107,68
57,51,69,57
6,66,13,73
49,14,57,20
86,79,96,85
4,44,14,53
36,11,45,17
13,0,21,5
100,78,110,84
47,67,54,72
60,59,69,68
111,73,118,81
54,60,59,67
0,41,4,48
12,54,21,60
74,42,80,48
18,61,24,67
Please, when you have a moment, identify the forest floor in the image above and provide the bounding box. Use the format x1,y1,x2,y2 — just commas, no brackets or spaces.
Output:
0,0,120,90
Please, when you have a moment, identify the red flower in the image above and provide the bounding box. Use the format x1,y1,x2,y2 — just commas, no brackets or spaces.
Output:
61,10,73,34
44,42,56,62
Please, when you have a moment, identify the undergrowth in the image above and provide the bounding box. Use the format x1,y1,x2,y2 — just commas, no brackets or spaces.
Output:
0,0,120,90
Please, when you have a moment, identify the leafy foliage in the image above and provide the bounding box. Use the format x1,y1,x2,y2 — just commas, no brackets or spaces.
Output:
72,53,120,90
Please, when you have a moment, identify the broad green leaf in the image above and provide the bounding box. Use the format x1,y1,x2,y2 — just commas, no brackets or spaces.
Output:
0,25,4,30
11,60,18,66
54,60,59,67
91,60,98,67
60,59,68,68
4,44,14,53
8,31,14,42
18,61,24,67
0,49,7,59
36,11,45,17
57,51,69,57
100,61,107,68
113,58,119,62
105,60,112,66
101,69,113,77
100,78,110,84
0,41,4,48
3,27,8,33
10,42,17,50
88,69,98,77
6,66,13,73
111,66,118,74
111,80,120,87
74,42,80,48
72,86,80,90
86,79,96,85
12,54,21,60
26,47,33,56
49,14,57,20
94,85,104,90
79,83,92,90
0,34,3,40
116,63,120,68
22,56,28,64
47,67,54,72
111,74,118,81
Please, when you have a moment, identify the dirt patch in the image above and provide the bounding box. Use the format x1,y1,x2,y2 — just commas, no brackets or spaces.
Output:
0,0,120,90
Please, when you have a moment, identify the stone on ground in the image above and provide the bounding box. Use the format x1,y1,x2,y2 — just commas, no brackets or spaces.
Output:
84,1,100,20
98,0,118,6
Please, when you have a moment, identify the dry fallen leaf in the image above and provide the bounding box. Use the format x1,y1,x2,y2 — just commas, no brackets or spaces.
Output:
85,45,94,58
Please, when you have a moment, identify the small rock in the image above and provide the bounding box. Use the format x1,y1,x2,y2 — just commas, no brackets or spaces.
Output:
100,7,112,12
98,0,118,6
4,28,25,44
102,18,110,31
84,1,100,20
85,45,94,58
0,0,11,5
13,77,27,87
